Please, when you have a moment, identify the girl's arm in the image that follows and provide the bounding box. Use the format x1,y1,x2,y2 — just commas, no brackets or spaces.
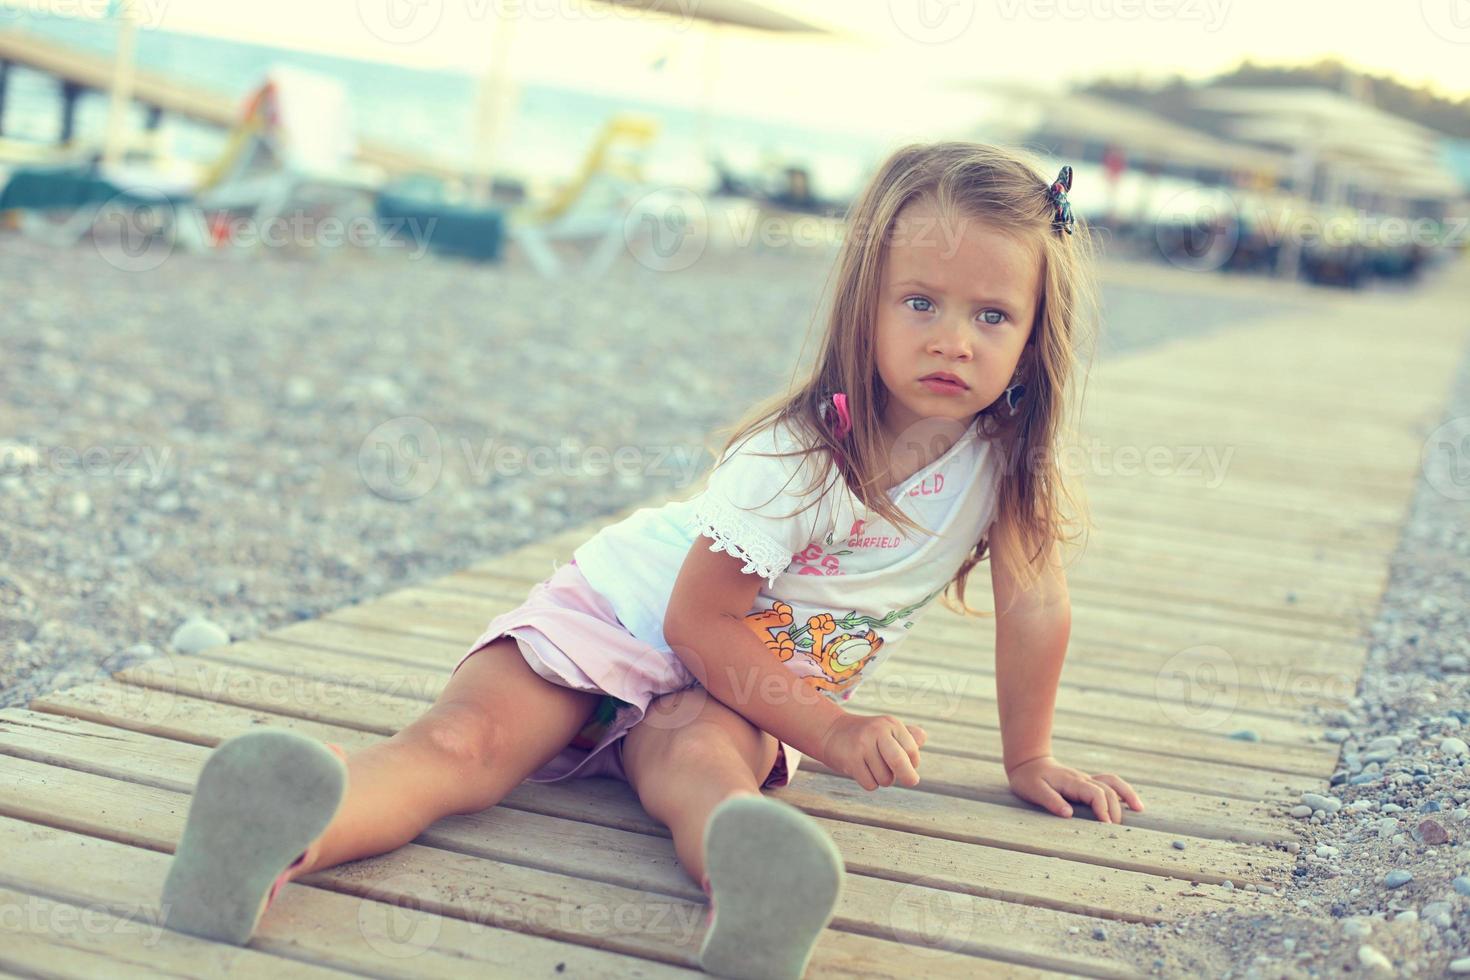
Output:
990,518,1145,823
665,539,926,790
664,539,850,761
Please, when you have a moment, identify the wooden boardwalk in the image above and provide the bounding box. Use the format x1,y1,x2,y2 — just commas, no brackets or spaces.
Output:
2,260,1467,976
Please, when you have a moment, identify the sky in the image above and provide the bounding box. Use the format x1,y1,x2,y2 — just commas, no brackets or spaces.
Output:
4,0,1469,123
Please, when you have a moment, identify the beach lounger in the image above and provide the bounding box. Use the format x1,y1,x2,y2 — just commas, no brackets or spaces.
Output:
507,112,666,278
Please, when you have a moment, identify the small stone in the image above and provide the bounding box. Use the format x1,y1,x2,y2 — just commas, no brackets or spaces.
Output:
1357,945,1392,974
1367,735,1402,753
67,491,92,518
1394,910,1418,923
1448,957,1470,974
1362,749,1396,764
1383,869,1413,888
1228,729,1260,742
168,616,229,654
1414,818,1449,845
1377,818,1398,838
1324,728,1351,743
1091,926,1107,941
1220,880,1234,891
1423,901,1453,921
1343,917,1372,939
1171,840,1186,850
1301,793,1341,813
1441,737,1468,757
1441,654,1469,673
1452,875,1470,897
1289,805,1313,818
1315,845,1339,858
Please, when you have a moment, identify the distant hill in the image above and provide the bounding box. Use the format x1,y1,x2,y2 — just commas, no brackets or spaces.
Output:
1078,57,1470,140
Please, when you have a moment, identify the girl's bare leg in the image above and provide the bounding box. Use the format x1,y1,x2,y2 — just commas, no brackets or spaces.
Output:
621,688,844,980
618,686,781,887
289,636,602,877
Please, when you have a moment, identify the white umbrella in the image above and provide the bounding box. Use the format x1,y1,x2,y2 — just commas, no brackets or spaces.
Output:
469,0,836,204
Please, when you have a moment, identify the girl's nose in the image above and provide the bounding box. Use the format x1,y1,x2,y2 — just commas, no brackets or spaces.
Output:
928,319,973,358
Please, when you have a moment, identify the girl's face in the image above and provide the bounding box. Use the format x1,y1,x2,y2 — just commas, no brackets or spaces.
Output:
874,200,1041,447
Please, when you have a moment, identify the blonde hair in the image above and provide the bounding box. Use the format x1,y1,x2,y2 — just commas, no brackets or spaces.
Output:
696,141,1101,617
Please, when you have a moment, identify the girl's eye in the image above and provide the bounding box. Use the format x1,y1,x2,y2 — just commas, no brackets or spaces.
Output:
904,297,1006,326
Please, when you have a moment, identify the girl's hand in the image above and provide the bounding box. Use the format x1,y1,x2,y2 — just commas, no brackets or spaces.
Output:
1005,755,1145,823
818,711,927,791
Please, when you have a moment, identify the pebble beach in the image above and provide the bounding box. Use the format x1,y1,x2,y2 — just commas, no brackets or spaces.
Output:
2,228,1468,975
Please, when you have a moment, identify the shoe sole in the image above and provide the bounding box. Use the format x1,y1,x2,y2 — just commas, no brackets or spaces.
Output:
161,729,347,945
698,795,844,980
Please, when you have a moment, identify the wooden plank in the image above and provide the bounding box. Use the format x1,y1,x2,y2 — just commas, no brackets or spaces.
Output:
0,883,358,980
168,639,1295,841
318,599,1334,775
16,681,1294,894
0,753,1057,978
0,711,1221,977
443,566,1364,709
95,657,1301,871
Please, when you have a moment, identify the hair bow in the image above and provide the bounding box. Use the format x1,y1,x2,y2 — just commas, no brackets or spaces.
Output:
1047,165,1075,235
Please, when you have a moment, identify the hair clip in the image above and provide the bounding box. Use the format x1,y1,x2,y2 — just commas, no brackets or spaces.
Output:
1046,165,1075,235
818,391,852,440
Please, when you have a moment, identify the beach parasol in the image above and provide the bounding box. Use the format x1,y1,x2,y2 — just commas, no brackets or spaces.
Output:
469,0,836,203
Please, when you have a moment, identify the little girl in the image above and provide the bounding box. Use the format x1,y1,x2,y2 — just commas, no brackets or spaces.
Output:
159,141,1145,978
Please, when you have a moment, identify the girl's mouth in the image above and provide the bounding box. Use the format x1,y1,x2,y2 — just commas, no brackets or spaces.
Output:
920,377,967,395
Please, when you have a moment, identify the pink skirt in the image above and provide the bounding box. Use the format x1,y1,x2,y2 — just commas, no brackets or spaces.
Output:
452,558,802,789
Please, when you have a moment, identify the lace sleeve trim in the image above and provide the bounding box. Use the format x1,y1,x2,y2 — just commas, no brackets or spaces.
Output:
689,496,793,587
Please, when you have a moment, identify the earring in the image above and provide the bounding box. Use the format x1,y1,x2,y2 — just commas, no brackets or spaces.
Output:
1003,382,1026,417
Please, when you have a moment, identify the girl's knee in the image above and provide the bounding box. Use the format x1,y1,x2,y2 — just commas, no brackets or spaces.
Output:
402,701,510,771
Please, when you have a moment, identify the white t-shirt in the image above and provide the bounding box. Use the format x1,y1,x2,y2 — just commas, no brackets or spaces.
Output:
572,415,1004,704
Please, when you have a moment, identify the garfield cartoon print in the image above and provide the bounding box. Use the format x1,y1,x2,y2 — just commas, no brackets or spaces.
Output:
739,586,945,701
